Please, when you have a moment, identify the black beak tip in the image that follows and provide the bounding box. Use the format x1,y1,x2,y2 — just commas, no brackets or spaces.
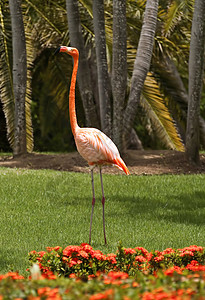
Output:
54,47,61,55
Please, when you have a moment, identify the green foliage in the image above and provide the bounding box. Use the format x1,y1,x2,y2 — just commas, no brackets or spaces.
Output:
0,167,205,274
141,73,184,151
1,244,205,298
28,242,205,277
0,103,11,152
0,267,204,299
0,1,15,149
31,49,85,152
0,1,34,152
1,0,194,152
0,166,205,298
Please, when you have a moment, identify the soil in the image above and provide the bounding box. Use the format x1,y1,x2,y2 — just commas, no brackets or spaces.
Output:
0,150,205,175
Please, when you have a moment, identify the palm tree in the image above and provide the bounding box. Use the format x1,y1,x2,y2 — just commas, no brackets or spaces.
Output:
0,1,15,150
38,0,185,152
0,0,194,153
123,0,159,148
66,0,99,128
112,0,127,151
93,0,111,137
0,0,33,154
186,0,205,163
9,0,27,155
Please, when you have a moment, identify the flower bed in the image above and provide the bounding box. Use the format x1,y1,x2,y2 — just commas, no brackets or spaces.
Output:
0,243,205,299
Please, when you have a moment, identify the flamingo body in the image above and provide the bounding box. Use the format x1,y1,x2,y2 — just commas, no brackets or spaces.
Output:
56,45,130,244
74,127,129,174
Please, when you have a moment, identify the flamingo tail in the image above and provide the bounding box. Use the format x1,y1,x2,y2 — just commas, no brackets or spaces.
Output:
113,157,130,175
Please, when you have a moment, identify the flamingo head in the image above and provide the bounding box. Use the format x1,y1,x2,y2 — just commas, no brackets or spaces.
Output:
55,46,79,57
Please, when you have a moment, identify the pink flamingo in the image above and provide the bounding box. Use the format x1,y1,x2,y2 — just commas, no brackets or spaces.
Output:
56,46,130,244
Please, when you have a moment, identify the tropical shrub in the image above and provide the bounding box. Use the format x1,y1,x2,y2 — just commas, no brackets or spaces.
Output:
0,243,205,299
28,242,205,278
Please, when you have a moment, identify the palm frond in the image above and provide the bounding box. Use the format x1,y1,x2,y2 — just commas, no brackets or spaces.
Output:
32,49,71,137
79,0,93,18
0,2,15,149
163,0,193,38
24,0,62,36
23,0,68,49
141,72,185,151
163,1,181,37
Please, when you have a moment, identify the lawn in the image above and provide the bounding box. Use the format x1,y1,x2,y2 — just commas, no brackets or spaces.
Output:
0,167,205,274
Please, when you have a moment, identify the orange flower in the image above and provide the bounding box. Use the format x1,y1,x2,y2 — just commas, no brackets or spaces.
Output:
89,293,108,300
46,247,53,252
78,250,89,259
186,288,195,296
1,272,24,280
186,264,205,272
180,245,203,253
154,255,164,262
68,259,82,267
135,247,149,257
161,248,175,255
41,270,56,280
179,251,194,257
122,284,130,289
81,243,93,252
38,287,51,296
30,250,37,255
146,253,153,261
132,281,139,288
124,248,136,255
89,289,113,300
141,291,155,300
54,246,61,251
107,271,129,280
92,251,107,261
103,271,129,286
47,288,60,297
106,253,117,264
103,279,112,285
38,287,61,299
63,245,81,256
38,251,47,257
164,266,183,276
135,255,147,263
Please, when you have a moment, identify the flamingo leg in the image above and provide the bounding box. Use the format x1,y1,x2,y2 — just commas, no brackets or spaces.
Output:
100,167,107,245
89,169,95,244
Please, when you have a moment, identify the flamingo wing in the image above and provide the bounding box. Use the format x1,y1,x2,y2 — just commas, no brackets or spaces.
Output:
74,128,130,175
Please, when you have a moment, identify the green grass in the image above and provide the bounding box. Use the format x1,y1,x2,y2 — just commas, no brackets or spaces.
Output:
0,167,205,274
0,153,12,157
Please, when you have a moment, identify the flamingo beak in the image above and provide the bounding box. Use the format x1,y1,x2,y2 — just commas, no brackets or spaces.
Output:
55,46,74,54
54,46,78,57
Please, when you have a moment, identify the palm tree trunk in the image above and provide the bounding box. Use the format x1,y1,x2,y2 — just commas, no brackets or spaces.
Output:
93,0,111,137
122,0,159,149
9,0,27,156
112,0,127,151
186,0,205,163
66,0,99,128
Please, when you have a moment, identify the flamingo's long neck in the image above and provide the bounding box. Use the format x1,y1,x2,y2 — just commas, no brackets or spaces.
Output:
69,54,79,135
